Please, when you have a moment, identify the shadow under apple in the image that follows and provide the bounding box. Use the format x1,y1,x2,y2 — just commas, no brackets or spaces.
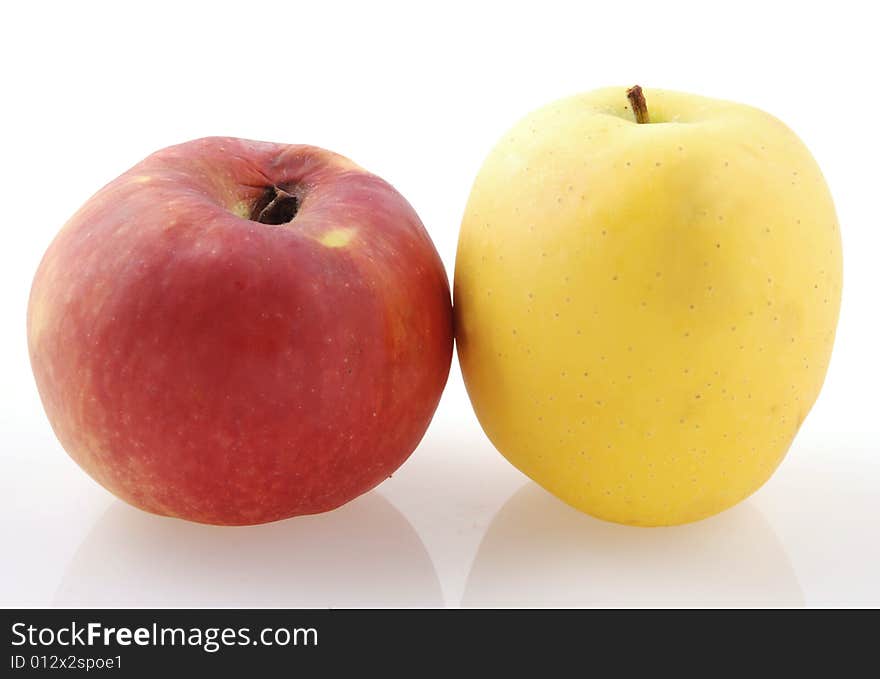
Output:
463,482,803,607
55,491,442,607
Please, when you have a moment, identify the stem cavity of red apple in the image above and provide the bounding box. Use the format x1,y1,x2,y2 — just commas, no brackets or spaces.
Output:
626,85,650,124
250,184,300,225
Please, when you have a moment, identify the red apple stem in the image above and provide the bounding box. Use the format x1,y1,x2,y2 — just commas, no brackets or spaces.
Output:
250,185,299,225
626,85,650,124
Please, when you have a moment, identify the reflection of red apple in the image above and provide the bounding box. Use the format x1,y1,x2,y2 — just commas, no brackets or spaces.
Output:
28,137,453,525
56,493,442,607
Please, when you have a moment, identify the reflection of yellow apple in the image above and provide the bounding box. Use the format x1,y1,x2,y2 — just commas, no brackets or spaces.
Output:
454,86,842,526
463,483,803,606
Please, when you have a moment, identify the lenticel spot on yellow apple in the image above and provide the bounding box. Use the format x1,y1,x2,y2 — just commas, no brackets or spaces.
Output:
454,85,842,526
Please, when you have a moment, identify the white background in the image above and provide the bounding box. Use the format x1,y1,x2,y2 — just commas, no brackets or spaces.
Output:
1,0,877,607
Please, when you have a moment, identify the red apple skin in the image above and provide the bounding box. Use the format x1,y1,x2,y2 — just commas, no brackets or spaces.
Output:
28,137,453,525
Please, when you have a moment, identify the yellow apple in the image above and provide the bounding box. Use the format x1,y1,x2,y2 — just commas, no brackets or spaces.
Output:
455,86,842,526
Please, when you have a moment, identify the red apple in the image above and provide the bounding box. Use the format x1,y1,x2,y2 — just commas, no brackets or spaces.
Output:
28,137,453,525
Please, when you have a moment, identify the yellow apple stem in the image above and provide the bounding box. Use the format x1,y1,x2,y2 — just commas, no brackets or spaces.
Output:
626,85,650,124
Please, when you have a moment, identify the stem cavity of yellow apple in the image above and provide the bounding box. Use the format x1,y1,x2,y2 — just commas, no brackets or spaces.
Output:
626,85,650,124
250,185,300,225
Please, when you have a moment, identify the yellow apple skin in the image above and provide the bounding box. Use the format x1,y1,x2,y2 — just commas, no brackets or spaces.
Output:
455,87,842,526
